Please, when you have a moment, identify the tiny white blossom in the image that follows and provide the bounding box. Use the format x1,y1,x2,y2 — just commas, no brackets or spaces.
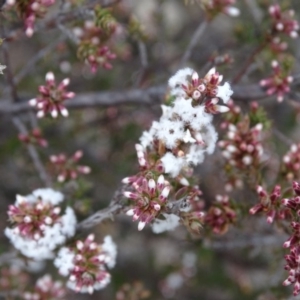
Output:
152,213,180,234
0,64,6,74
217,82,233,103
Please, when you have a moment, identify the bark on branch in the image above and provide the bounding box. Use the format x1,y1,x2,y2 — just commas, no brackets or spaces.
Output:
0,84,268,115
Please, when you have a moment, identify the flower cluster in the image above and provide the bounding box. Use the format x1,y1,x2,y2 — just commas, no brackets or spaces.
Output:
5,188,77,259
23,274,66,300
115,282,150,300
50,150,91,182
260,60,293,102
268,4,299,39
141,68,232,178
75,7,118,72
54,235,117,294
219,121,264,169
249,185,290,224
282,143,300,181
123,67,233,231
124,175,171,231
0,265,29,295
204,195,236,234
197,0,240,19
282,182,300,296
5,0,56,37
29,72,75,118
18,128,48,147
269,37,288,54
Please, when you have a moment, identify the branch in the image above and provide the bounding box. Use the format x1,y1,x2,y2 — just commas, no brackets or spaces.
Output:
0,84,268,115
14,36,67,85
0,251,17,266
76,186,125,230
180,20,208,67
4,0,121,42
204,234,287,250
232,42,268,84
12,117,52,187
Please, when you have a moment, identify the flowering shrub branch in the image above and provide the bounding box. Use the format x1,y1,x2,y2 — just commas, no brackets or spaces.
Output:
1,0,300,299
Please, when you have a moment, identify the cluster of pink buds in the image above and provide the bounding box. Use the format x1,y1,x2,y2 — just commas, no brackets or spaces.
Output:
181,68,232,113
180,211,205,235
0,266,29,295
219,100,242,130
282,144,300,181
282,181,300,296
270,37,288,54
200,0,240,19
23,274,66,300
204,195,236,234
7,195,61,240
218,121,264,169
260,60,293,102
282,182,300,249
249,185,290,223
124,175,171,231
115,282,150,300
75,20,117,72
282,182,300,295
283,245,300,296
122,144,164,177
268,4,299,39
6,0,56,37
29,72,75,118
86,46,116,72
5,188,77,259
18,128,48,147
50,150,91,182
209,53,233,67
54,235,117,294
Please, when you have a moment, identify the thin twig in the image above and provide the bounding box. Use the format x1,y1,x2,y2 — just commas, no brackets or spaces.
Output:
0,251,18,266
138,41,148,68
14,36,66,85
77,186,125,230
232,42,267,84
180,20,208,67
58,24,80,44
77,203,123,231
12,116,52,187
204,234,287,250
272,128,294,146
134,41,149,87
1,40,18,101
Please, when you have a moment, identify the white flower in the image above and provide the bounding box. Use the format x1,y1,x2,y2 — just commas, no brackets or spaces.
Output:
32,188,64,205
101,235,117,269
217,82,233,103
156,119,185,149
168,68,194,90
161,152,185,177
226,7,240,17
0,64,6,74
152,213,180,234
54,247,75,276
